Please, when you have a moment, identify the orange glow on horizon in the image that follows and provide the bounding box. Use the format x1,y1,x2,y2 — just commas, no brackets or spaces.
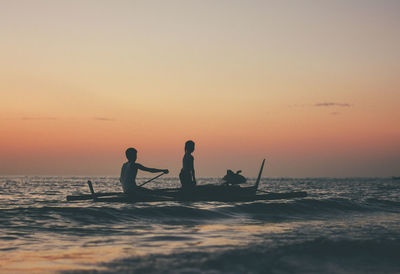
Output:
1,1,399,176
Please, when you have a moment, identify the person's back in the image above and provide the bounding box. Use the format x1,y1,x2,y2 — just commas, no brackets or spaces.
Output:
120,161,139,193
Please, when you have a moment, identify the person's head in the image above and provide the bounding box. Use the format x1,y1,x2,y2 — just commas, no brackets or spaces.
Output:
185,140,195,153
125,147,137,162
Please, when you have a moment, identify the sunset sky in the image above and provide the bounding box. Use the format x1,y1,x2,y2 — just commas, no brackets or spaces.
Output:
1,0,399,177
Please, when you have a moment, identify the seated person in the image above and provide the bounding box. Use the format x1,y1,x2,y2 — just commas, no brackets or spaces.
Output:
120,147,168,195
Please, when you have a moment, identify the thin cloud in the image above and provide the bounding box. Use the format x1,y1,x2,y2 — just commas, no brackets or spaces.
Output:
288,104,307,108
92,117,115,121
21,117,58,120
314,102,352,107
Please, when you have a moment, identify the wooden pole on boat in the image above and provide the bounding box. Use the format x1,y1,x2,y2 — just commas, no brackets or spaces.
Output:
253,159,266,194
138,173,165,187
87,180,97,201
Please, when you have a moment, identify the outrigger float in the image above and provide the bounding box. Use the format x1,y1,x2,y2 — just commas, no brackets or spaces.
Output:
66,159,307,203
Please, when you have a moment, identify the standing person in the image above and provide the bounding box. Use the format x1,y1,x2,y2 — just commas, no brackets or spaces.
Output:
120,147,168,195
179,140,196,189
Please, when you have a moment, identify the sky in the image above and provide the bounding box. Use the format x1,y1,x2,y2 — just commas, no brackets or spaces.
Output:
0,0,399,177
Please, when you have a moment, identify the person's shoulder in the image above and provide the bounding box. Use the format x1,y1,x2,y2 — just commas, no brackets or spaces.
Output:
135,163,144,168
184,153,194,160
123,162,140,169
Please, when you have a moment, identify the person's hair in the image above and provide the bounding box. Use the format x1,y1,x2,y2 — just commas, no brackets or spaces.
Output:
185,140,195,152
125,147,137,161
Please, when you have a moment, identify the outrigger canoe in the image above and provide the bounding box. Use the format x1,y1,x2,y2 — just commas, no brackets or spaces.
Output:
66,159,307,203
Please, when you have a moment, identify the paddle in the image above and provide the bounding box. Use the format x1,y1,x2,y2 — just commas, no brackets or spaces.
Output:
138,172,166,187
67,174,167,201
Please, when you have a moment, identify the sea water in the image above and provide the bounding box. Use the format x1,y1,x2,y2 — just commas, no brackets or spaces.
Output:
0,177,399,273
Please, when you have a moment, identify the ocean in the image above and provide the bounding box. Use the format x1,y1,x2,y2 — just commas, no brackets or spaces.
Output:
0,177,399,273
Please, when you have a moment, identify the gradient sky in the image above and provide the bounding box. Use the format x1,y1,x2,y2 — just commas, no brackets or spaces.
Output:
1,0,399,177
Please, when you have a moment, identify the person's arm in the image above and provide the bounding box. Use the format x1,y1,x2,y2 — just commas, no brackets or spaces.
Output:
192,168,196,185
190,156,196,185
137,163,168,174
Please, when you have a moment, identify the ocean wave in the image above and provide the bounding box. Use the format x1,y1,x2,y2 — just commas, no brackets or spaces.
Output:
364,198,400,209
61,237,400,274
1,197,399,232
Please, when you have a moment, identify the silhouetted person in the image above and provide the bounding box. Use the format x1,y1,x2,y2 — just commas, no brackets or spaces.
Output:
179,140,196,189
120,147,168,195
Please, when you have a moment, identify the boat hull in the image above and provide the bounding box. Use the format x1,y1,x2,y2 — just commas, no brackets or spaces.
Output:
85,190,307,203
67,184,306,202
